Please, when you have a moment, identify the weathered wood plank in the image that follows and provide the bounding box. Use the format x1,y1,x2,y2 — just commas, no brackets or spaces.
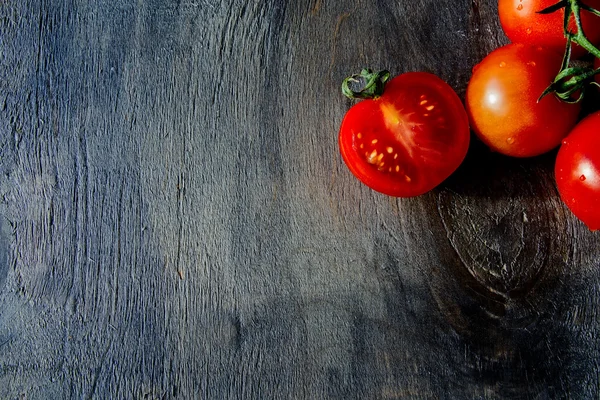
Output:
1,0,599,398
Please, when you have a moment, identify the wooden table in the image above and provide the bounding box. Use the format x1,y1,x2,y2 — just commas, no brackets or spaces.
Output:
1,0,599,398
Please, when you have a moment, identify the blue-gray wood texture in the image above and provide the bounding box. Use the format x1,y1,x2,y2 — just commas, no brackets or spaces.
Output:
1,0,599,398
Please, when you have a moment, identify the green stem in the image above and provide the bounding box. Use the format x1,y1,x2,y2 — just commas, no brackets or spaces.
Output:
567,0,600,59
538,0,600,102
341,69,391,100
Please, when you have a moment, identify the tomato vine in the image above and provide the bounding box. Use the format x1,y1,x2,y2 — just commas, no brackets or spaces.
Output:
541,0,600,102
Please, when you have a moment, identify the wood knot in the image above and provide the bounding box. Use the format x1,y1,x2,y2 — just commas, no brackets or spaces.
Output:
436,186,569,300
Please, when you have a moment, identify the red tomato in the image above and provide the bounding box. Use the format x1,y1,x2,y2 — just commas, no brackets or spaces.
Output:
555,111,600,231
498,0,600,58
466,43,581,157
339,72,470,197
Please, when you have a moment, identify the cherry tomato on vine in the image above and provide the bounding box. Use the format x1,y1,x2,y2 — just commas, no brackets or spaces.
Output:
498,0,600,59
466,43,581,157
339,70,470,197
555,111,600,231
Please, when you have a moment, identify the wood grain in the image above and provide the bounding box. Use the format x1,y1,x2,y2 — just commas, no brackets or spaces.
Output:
1,0,599,398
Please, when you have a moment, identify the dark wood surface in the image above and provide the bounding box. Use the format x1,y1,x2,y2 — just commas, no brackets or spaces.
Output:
1,0,599,398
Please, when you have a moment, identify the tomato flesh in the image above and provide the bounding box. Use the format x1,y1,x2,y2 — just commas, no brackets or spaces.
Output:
339,72,470,197
555,111,600,231
466,43,581,157
498,0,600,58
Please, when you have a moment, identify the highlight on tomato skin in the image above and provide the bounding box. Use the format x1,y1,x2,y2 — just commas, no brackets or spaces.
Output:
498,0,600,59
555,111,600,231
338,71,470,198
466,43,581,158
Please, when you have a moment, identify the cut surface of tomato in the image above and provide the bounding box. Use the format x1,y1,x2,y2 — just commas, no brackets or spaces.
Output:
339,72,470,197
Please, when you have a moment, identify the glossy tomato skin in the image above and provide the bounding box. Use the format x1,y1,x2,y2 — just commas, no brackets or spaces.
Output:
466,43,581,157
555,111,600,231
498,0,600,58
339,72,470,197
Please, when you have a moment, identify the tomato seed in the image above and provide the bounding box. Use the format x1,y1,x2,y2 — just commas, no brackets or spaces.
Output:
367,150,378,163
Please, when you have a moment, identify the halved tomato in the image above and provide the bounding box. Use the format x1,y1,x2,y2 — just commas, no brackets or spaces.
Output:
339,71,470,197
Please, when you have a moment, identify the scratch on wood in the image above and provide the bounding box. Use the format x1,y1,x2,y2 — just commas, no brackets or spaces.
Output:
89,344,112,399
311,0,322,15
0,336,11,349
381,387,425,399
329,12,351,73
176,173,185,280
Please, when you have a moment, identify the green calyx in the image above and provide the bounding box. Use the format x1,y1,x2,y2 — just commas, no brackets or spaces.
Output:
539,64,600,103
341,69,391,100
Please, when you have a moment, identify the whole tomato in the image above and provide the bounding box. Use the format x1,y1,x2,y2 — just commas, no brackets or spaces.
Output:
555,111,600,231
466,43,581,157
339,70,470,197
498,0,600,58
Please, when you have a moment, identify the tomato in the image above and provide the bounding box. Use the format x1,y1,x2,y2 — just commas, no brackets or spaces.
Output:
555,111,600,230
498,0,600,59
339,72,470,197
466,43,581,157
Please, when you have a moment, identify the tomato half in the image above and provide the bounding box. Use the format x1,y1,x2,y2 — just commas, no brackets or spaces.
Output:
466,43,581,157
555,111,600,231
498,0,600,58
339,72,470,197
